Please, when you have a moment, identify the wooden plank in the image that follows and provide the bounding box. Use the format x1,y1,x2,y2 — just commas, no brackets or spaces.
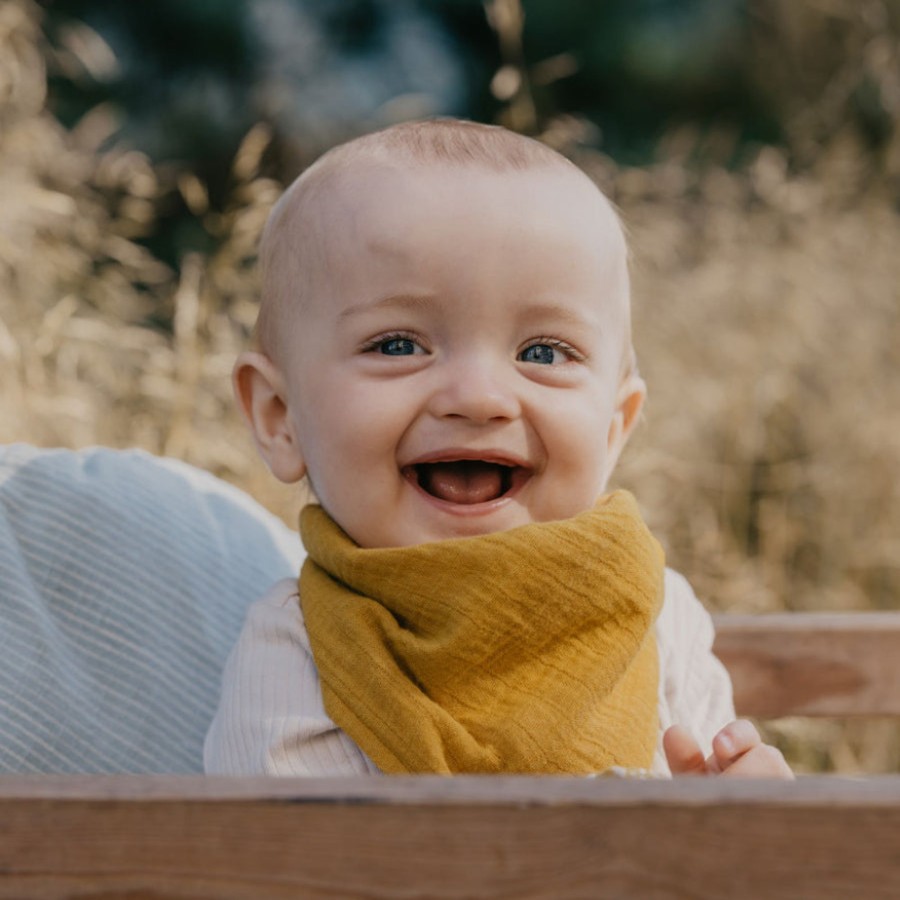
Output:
713,612,900,718
1,775,900,899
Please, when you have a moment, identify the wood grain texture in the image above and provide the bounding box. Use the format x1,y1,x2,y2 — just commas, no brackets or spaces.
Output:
713,612,900,717
1,775,900,899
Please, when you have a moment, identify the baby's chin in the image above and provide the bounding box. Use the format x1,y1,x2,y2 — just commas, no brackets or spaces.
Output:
342,504,599,549
332,511,516,549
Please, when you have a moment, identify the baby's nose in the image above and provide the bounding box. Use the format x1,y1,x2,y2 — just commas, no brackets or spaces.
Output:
428,359,521,423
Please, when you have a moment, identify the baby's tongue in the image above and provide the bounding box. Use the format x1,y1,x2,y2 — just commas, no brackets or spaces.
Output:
420,461,504,505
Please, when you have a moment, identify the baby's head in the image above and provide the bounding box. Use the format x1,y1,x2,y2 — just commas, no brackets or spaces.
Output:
236,118,645,548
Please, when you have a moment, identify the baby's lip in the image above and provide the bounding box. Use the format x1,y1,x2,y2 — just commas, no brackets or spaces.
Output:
400,450,533,507
403,449,533,469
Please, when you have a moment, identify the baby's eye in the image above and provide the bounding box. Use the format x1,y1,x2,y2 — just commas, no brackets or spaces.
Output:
362,333,426,356
518,340,583,365
380,337,418,356
520,344,558,365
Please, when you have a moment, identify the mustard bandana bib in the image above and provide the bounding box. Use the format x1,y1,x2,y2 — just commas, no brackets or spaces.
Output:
299,490,664,774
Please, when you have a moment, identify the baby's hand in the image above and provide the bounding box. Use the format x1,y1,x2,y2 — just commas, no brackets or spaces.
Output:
663,720,794,778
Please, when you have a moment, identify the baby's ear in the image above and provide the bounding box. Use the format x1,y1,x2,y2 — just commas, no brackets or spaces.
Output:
605,371,647,476
233,351,307,483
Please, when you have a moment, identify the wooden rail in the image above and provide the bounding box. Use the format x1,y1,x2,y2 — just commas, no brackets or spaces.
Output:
713,611,900,717
1,612,898,898
1,775,899,899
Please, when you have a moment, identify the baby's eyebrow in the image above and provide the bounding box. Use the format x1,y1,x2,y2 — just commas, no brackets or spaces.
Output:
339,295,605,336
339,293,436,320
517,302,602,334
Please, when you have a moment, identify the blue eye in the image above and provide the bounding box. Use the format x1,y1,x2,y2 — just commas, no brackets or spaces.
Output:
519,338,585,365
361,332,427,357
519,343,558,365
379,337,418,356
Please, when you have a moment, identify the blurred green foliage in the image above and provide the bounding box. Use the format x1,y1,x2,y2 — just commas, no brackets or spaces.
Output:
435,0,779,161
39,0,900,165
41,0,774,163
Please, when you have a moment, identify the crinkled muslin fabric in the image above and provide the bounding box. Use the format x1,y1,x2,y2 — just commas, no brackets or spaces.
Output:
205,569,737,777
299,495,663,774
0,444,302,773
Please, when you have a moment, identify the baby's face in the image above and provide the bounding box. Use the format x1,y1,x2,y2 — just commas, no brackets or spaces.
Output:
273,163,636,548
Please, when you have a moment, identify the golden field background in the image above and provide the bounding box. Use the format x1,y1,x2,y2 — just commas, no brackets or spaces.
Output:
2,0,899,771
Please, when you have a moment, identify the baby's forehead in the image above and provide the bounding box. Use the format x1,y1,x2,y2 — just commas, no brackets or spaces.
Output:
270,156,623,264
257,149,629,359
263,118,624,268
269,165,622,309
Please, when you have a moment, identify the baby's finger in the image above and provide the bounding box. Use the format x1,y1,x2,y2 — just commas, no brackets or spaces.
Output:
663,725,708,775
719,743,795,779
711,719,762,770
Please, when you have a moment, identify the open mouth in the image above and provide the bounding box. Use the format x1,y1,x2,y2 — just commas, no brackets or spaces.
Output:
405,459,525,505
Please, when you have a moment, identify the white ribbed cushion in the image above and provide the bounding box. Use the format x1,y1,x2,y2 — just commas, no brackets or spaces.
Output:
0,444,302,773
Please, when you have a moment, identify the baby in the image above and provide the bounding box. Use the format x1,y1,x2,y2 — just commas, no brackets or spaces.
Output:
205,118,791,778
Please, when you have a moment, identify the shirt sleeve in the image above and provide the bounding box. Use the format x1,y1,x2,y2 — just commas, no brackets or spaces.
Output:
653,568,737,774
203,578,378,776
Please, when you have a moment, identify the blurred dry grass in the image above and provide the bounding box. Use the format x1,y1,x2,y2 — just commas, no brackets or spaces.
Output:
0,0,289,513
2,0,899,772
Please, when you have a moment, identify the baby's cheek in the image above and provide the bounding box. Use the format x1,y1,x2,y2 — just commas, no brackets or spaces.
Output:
543,473,606,523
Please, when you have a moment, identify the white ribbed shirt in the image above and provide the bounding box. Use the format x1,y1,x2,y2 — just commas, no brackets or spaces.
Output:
204,568,735,777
